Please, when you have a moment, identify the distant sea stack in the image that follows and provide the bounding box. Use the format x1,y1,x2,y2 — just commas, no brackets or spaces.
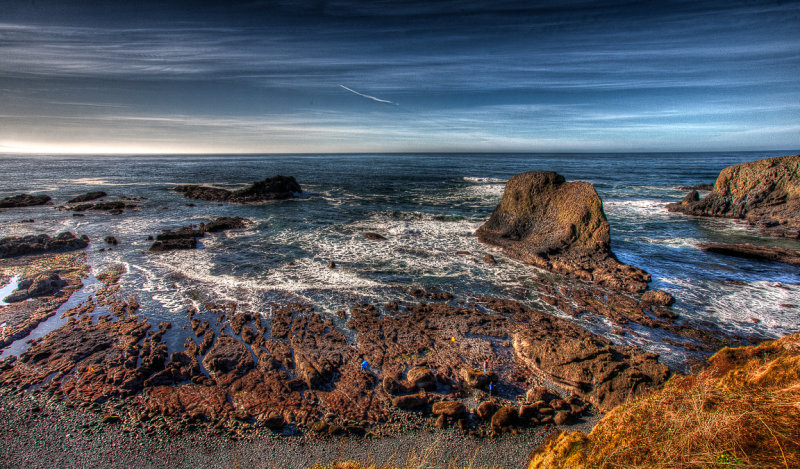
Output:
174,175,302,203
667,155,800,239
476,171,650,293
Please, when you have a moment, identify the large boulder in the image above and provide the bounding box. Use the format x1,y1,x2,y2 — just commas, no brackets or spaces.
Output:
476,171,650,292
667,155,800,238
175,176,301,203
0,193,51,208
0,232,89,258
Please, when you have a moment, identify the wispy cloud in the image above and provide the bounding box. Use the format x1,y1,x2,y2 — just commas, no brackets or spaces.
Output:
338,85,398,105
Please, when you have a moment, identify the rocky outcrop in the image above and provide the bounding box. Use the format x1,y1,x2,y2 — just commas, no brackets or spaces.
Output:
512,311,670,412
2,273,66,303
174,176,302,203
67,191,107,204
667,155,800,238
0,194,51,208
149,217,247,252
0,232,89,258
700,243,800,266
476,171,650,293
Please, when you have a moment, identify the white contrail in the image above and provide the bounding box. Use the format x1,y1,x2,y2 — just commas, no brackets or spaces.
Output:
339,85,398,106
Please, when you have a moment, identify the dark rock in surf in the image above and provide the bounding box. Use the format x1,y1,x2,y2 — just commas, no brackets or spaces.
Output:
667,155,800,239
149,217,247,252
476,171,650,293
67,191,107,204
678,183,713,191
0,232,89,258
0,194,51,208
700,243,800,266
174,176,302,203
363,232,387,241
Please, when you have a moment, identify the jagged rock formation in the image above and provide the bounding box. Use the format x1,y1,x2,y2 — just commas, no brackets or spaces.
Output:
174,176,302,203
512,310,670,412
667,155,800,238
476,171,650,293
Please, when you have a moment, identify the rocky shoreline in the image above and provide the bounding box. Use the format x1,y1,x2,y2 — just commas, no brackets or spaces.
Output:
0,157,797,467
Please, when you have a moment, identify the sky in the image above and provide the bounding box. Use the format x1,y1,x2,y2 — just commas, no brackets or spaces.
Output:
0,0,798,154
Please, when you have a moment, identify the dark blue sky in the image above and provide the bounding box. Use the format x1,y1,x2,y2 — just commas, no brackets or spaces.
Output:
1,0,798,153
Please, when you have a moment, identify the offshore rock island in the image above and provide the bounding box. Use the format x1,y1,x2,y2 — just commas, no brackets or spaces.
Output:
0,155,798,468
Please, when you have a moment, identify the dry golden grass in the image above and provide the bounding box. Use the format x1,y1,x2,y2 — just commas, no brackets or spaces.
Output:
529,332,800,468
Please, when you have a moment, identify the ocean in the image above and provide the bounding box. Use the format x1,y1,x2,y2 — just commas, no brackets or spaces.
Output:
1,152,798,367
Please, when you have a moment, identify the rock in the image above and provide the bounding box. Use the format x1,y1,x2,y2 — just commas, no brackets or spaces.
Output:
205,217,247,233
667,155,800,238
476,171,650,293
201,335,254,386
174,176,302,203
0,232,89,258
104,236,118,245
700,243,800,266
407,366,436,390
518,405,538,420
391,394,428,410
70,201,127,212
327,261,336,269
482,254,497,264
363,232,387,241
554,410,571,425
382,376,402,394
149,218,246,252
459,367,493,389
526,386,554,403
0,194,51,208
641,290,675,306
435,414,447,429
679,183,714,191
476,401,500,421
431,401,466,418
513,315,670,412
490,406,517,428
3,273,67,303
68,191,107,204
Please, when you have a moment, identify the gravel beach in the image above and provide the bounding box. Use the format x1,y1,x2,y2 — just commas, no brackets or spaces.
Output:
0,390,600,469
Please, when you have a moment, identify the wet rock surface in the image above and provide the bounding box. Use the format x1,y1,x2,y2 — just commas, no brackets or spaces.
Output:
0,193,51,208
149,217,247,252
175,176,302,203
0,252,88,349
0,249,750,443
476,171,650,293
667,155,800,238
700,243,800,266
0,232,90,258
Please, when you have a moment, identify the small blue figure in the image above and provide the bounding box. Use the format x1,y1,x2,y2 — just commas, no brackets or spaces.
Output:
360,359,369,373
488,383,493,395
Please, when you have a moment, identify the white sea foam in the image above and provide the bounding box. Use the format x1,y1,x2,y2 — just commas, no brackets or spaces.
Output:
603,198,672,220
665,277,800,338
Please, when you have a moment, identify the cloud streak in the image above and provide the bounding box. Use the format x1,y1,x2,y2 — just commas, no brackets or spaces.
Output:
339,85,398,105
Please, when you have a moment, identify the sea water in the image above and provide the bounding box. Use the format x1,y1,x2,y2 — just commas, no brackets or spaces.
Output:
0,152,798,365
